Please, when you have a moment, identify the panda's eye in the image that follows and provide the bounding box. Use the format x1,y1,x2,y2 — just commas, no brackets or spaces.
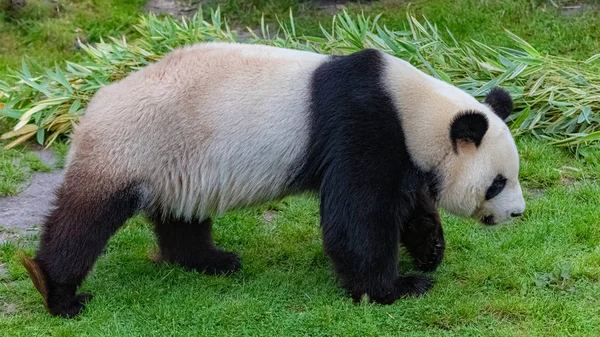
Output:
485,174,507,200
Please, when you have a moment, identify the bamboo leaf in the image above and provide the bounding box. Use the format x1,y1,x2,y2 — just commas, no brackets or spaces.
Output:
16,74,52,97
4,131,36,149
529,74,547,96
505,30,539,56
18,104,48,123
585,53,600,64
36,128,45,145
376,26,401,55
1,124,38,139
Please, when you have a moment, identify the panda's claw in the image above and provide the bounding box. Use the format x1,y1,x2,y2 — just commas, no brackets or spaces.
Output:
173,249,241,275
396,274,433,298
201,250,241,275
48,292,93,318
413,236,445,272
355,274,433,305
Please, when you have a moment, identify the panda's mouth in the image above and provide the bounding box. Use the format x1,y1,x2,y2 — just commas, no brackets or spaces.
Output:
481,215,496,226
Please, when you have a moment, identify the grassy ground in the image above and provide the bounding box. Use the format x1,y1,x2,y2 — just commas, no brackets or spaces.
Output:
218,0,600,60
1,0,600,336
0,0,146,74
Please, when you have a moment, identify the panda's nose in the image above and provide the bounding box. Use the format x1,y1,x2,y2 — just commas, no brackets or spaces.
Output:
510,212,522,218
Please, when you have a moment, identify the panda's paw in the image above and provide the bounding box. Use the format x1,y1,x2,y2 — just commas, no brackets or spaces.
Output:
359,274,433,305
48,292,93,318
199,250,241,275
413,235,445,272
396,274,433,298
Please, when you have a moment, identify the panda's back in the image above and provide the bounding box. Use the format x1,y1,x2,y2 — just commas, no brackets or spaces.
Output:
69,43,327,219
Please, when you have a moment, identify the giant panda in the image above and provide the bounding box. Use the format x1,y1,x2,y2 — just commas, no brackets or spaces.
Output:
21,42,526,318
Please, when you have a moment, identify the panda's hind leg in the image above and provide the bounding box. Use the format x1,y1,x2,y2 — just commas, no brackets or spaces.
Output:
151,215,241,275
23,169,141,318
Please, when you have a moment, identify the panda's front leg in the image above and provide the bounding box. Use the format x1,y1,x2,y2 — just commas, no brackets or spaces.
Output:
319,175,433,304
400,187,445,272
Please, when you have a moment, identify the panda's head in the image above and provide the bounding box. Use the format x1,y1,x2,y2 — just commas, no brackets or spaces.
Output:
436,87,525,226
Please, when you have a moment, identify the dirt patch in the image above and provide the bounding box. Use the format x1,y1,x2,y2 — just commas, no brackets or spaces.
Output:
527,188,545,199
30,145,56,166
144,0,258,41
143,0,367,42
262,210,277,223
144,0,361,18
314,0,359,14
537,1,600,16
560,3,592,16
0,262,8,280
145,0,206,18
1,303,17,316
0,148,63,243
262,210,279,232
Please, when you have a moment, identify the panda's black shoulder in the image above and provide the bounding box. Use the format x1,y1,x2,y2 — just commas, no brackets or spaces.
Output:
307,48,397,150
293,49,428,194
311,49,386,96
309,48,390,119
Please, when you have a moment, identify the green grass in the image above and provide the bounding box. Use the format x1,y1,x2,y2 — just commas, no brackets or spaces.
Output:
0,0,147,75
374,0,600,61
210,0,600,61
1,0,600,336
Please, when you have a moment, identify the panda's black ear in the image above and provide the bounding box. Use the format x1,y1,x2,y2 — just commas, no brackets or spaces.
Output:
485,87,513,121
450,111,489,150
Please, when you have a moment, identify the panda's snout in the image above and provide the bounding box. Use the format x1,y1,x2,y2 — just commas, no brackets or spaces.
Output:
511,201,526,219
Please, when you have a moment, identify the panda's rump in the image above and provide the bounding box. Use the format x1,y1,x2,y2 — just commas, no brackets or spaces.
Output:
70,43,320,220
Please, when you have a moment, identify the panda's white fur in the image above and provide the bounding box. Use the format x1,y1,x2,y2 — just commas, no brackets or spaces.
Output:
68,43,324,219
25,42,526,317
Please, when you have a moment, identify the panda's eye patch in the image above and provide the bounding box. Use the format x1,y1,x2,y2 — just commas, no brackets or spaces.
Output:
485,175,507,200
